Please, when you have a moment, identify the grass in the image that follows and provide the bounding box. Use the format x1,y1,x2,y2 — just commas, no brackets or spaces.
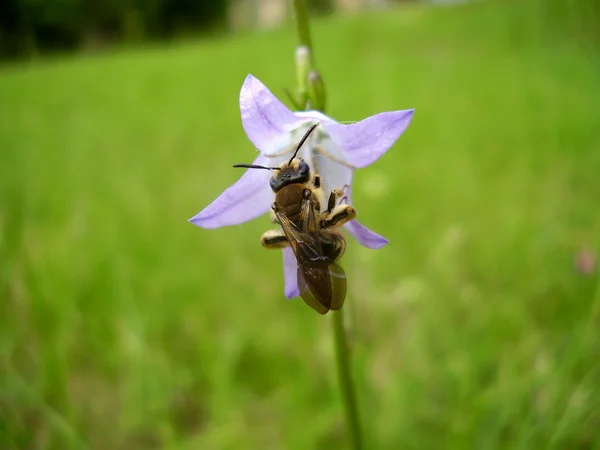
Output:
1,1,600,449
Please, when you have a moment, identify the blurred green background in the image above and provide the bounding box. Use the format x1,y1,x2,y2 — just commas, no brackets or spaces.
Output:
2,0,600,449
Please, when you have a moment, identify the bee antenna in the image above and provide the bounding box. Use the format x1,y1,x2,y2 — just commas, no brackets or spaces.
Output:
233,164,280,170
288,123,318,165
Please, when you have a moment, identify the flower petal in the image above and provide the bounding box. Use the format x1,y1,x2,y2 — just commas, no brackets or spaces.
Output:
189,154,273,228
342,184,388,249
283,247,299,298
295,110,336,124
240,74,311,154
344,220,389,249
323,109,415,168
310,136,354,198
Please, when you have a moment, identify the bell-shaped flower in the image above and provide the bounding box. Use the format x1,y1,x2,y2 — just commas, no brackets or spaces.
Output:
190,74,414,298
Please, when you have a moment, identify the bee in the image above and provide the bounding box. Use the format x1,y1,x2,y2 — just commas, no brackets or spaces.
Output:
234,124,357,314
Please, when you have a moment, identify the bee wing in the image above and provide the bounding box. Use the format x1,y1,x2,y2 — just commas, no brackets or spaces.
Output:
298,195,346,312
300,191,319,235
273,207,322,261
273,204,346,314
297,260,347,314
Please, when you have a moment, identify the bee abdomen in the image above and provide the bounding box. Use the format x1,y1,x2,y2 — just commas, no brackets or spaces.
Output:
321,231,346,262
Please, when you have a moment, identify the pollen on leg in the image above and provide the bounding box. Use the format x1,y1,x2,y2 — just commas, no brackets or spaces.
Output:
320,205,357,229
261,230,289,248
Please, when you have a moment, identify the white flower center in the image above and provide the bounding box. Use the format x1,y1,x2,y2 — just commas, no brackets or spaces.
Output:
263,119,354,202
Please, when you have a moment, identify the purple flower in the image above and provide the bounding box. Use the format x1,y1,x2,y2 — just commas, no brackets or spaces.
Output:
190,74,414,298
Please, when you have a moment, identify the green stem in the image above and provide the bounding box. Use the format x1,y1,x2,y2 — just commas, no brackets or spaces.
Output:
292,0,314,57
292,0,317,109
333,309,363,450
289,3,359,446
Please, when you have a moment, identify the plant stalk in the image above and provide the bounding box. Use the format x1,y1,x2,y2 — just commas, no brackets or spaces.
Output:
333,309,363,450
290,2,362,447
292,0,314,57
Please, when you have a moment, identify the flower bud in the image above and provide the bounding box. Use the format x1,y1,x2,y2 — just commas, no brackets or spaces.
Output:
295,45,311,108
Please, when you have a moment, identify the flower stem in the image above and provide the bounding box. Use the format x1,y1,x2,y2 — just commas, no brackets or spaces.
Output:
292,0,328,110
333,309,363,450
292,0,314,57
289,3,359,445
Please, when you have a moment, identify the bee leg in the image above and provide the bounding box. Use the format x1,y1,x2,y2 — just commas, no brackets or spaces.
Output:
260,229,289,249
320,204,357,229
324,189,344,213
322,185,350,215
269,208,280,224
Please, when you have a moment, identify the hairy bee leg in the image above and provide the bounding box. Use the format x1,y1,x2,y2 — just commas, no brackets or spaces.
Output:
260,229,289,249
326,189,345,212
269,208,280,224
324,184,350,214
320,204,357,229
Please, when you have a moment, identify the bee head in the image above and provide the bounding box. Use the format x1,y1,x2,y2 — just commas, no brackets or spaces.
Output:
269,160,310,192
232,123,318,192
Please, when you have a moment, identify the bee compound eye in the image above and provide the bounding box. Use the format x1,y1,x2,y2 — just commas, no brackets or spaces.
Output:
299,162,309,175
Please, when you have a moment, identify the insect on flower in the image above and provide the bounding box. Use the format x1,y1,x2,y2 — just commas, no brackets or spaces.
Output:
233,124,355,314
189,74,414,300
